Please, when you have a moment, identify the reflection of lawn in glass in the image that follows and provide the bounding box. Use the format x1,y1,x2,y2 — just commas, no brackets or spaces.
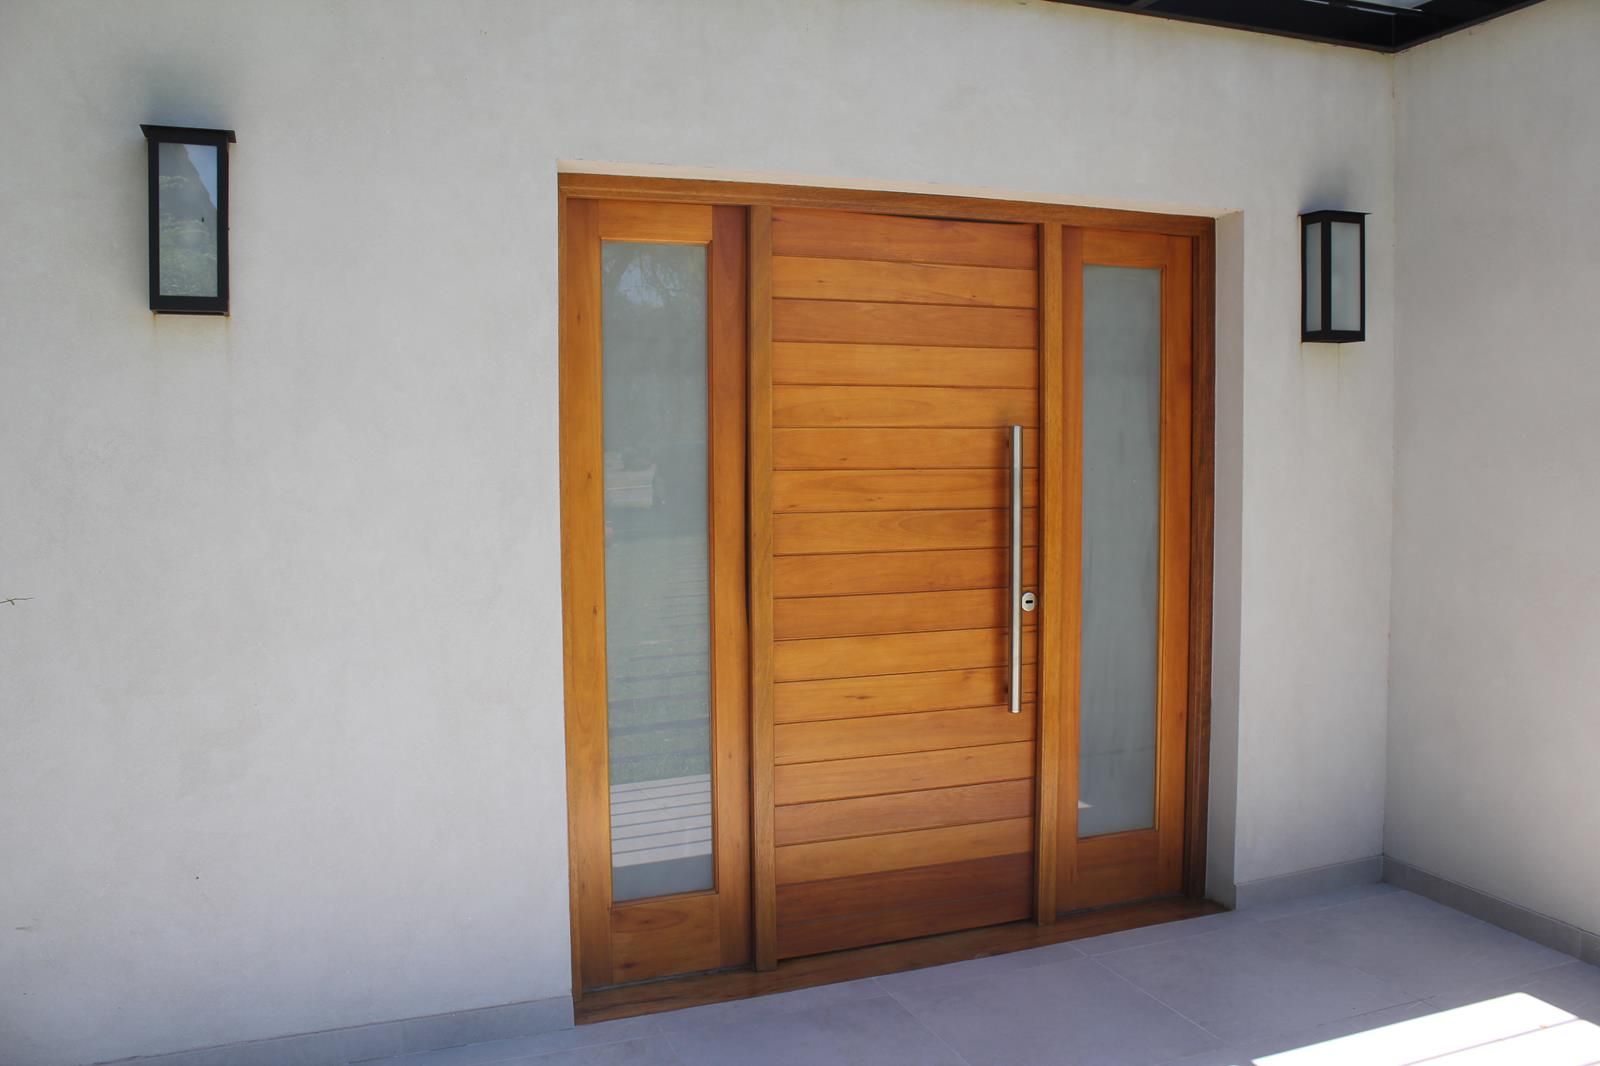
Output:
605,531,710,786
158,216,218,296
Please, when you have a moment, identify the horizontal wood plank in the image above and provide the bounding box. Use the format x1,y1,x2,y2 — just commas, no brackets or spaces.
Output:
774,508,1038,556
775,664,1036,724
597,200,713,243
774,741,1035,805
575,896,1225,1020
775,427,1038,470
609,894,721,984
775,468,1036,513
774,300,1037,348
775,785,1035,846
775,548,1037,599
773,343,1038,389
778,885,1032,960
775,587,1008,640
776,854,1032,922
776,705,1034,765
772,256,1036,308
773,385,1037,429
776,818,1033,884
772,207,1037,269
774,627,1036,683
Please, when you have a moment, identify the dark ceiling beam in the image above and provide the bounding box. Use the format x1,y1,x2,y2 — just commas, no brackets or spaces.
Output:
1044,0,1548,53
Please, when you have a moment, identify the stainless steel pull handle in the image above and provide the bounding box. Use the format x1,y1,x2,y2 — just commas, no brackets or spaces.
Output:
1008,424,1023,715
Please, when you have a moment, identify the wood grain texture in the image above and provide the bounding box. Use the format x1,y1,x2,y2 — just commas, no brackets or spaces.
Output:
609,894,722,985
773,343,1038,388
774,627,1036,684
773,385,1038,428
774,299,1037,348
1184,221,1216,900
597,200,712,243
775,704,1034,765
1058,229,1195,913
558,198,613,991
773,508,1038,556
775,427,1039,470
773,256,1036,308
778,886,1032,959
1055,226,1087,911
774,587,1010,641
776,818,1033,884
561,174,1213,239
772,207,1039,268
749,205,779,970
774,468,1035,514
774,781,1035,846
776,854,1032,923
775,664,1036,724
774,741,1036,806
575,895,1221,1019
1034,222,1064,924
774,547,1037,599
708,204,752,967
756,205,1043,959
564,198,754,991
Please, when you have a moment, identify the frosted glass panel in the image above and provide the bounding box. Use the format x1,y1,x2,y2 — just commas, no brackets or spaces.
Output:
601,241,714,902
1330,221,1362,332
1079,265,1161,839
1304,223,1322,333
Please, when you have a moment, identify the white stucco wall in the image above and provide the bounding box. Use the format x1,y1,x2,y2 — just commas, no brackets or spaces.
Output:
1389,0,1600,936
0,2,1396,1063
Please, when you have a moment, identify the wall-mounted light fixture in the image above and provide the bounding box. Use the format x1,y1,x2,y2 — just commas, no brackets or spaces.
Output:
142,124,235,314
1301,210,1366,343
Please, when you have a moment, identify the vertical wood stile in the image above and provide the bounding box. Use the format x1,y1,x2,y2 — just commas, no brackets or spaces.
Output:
559,197,613,991
710,206,753,965
1184,224,1217,899
1034,223,1064,924
748,205,779,971
1156,235,1195,890
1055,228,1086,911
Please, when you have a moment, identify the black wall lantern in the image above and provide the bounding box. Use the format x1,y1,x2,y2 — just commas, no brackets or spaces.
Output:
142,124,235,314
1301,210,1366,343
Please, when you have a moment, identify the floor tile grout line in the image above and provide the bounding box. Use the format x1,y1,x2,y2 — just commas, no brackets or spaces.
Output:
1080,953,1229,1048
873,983,980,1066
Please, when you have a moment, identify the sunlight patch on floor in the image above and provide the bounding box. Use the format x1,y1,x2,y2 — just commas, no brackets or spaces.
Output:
1257,993,1600,1066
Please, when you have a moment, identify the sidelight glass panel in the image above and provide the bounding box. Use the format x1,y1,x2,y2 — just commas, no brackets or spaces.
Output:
1330,220,1363,332
601,241,714,902
1079,265,1162,839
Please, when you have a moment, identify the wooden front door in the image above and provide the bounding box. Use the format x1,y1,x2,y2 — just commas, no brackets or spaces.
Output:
749,207,1043,961
562,175,1213,995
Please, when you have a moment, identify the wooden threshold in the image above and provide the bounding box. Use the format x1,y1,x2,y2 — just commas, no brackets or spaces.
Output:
573,895,1224,1023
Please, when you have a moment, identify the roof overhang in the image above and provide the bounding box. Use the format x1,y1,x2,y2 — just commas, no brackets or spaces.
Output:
1045,0,1547,52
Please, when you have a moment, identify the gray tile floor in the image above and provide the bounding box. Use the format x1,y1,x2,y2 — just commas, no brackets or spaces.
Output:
358,886,1600,1066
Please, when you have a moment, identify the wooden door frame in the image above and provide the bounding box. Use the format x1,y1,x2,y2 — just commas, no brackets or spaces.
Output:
558,172,1216,986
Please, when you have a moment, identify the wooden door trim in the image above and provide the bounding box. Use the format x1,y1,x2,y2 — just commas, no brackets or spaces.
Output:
1055,226,1205,912
1033,223,1065,924
1184,225,1217,899
561,197,753,995
560,178,1216,994
559,172,1212,238
748,206,779,971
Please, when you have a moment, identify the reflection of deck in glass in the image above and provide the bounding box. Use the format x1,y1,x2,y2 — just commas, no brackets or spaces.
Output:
610,774,712,901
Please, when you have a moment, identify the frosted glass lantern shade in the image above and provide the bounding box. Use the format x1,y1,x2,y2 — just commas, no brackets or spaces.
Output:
1301,210,1366,342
